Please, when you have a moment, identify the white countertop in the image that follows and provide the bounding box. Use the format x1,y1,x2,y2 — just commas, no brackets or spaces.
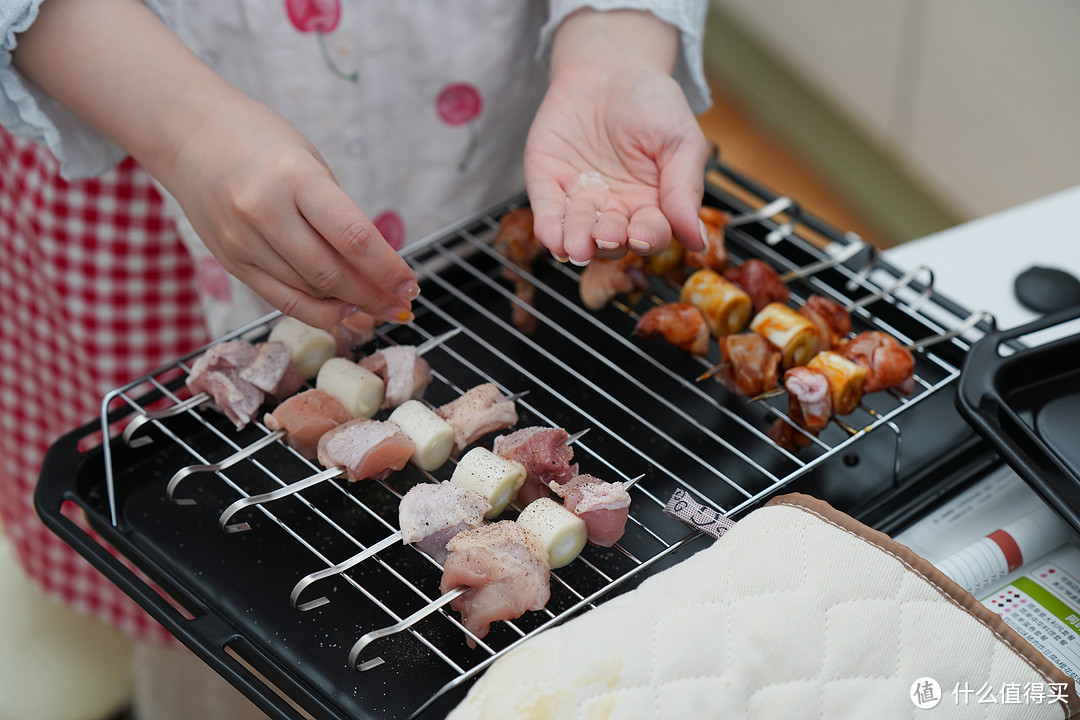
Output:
884,184,1080,342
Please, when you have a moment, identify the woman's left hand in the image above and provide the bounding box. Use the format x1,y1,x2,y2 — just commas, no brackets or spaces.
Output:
524,9,710,266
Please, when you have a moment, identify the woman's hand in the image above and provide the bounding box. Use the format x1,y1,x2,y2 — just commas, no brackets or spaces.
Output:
14,0,417,330
163,96,419,329
525,9,710,265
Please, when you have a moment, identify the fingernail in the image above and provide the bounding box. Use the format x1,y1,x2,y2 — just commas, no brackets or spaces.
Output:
569,257,590,267
554,253,570,263
396,280,420,301
628,238,651,253
699,219,710,252
392,308,414,324
341,304,360,320
595,239,621,251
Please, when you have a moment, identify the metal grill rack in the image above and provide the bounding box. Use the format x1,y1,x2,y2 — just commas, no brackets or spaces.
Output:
36,154,995,720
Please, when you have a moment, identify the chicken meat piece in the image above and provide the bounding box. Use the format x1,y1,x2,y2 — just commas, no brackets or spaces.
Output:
331,310,377,359
714,333,781,397
494,207,544,334
437,383,519,456
633,302,711,356
836,331,915,394
723,259,790,313
441,521,550,645
186,340,263,430
492,426,578,506
551,474,631,548
398,482,491,563
263,388,351,460
358,345,433,409
239,341,305,401
316,418,415,482
783,366,832,432
578,254,648,311
684,206,728,271
799,295,851,355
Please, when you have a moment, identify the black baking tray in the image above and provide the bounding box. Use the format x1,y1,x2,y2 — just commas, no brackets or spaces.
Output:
957,304,1080,534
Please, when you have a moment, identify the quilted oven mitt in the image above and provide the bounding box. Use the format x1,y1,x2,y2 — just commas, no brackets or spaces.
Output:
448,493,1080,720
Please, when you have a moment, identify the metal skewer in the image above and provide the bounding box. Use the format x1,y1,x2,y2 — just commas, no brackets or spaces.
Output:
122,392,210,448
288,428,594,610
165,327,465,504
348,473,645,671
214,388,534,532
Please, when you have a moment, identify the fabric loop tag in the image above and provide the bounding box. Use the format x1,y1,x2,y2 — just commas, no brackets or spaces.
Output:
664,489,737,539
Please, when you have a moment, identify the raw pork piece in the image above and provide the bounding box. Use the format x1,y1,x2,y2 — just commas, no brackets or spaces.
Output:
316,418,415,482
263,388,351,459
441,521,550,645
186,340,263,430
359,345,432,409
437,383,519,456
331,310,377,359
239,341,306,401
552,474,631,548
398,482,490,563
492,426,577,506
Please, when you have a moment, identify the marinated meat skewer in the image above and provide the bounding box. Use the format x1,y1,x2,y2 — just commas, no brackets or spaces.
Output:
494,207,545,334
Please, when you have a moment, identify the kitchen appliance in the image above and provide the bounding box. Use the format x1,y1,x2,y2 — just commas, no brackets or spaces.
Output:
34,153,1000,719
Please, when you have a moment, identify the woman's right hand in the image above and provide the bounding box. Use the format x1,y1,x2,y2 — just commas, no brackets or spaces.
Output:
162,95,419,330
13,0,417,331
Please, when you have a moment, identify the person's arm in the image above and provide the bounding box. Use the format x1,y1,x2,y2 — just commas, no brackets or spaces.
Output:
525,8,710,264
12,0,418,329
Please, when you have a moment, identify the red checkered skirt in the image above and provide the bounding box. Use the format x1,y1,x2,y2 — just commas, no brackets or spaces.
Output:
0,128,209,642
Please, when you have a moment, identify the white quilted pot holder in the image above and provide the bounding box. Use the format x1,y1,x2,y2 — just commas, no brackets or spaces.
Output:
448,493,1079,719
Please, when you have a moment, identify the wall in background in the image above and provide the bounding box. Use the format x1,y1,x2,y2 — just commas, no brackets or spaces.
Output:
705,0,1080,243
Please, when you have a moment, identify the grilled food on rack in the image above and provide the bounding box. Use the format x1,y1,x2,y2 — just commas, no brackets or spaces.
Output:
387,400,456,472
186,340,303,430
724,258,790,313
799,294,852,355
685,205,728,272
715,333,782,397
749,302,819,369
550,474,631,548
358,345,433,410
440,521,551,646
316,418,415,482
633,302,711,356
806,351,867,416
436,383,520,456
399,481,491,563
263,389,352,460
494,207,545,334
767,334,915,452
492,426,579,506
680,268,753,338
835,331,916,395
578,254,648,311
